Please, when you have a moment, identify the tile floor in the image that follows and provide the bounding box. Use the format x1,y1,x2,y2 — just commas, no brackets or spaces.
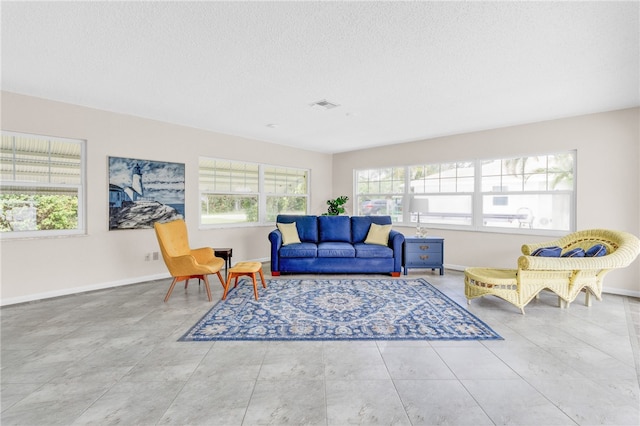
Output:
1,268,639,425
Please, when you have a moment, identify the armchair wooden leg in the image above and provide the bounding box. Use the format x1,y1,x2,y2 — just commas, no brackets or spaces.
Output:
216,271,225,287
222,274,232,300
165,277,180,302
202,275,213,302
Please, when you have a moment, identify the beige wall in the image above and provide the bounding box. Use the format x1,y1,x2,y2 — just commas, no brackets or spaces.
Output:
333,108,640,296
0,92,333,304
1,92,638,303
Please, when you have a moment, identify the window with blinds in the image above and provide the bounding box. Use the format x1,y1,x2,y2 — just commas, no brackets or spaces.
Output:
264,166,308,221
1,131,86,237
199,158,308,226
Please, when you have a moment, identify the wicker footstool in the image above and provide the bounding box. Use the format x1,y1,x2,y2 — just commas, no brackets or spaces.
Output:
223,262,266,300
464,267,526,314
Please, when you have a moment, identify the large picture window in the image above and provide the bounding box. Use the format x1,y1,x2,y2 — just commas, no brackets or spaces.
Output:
1,131,86,238
354,151,575,234
199,158,309,226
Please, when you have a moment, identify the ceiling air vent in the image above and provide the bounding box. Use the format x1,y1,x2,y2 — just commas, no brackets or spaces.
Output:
310,99,340,110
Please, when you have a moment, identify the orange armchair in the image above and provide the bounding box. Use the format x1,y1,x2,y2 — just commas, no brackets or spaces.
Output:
154,219,225,302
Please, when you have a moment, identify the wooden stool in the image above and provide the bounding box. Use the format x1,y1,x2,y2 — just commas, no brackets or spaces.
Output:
223,262,266,300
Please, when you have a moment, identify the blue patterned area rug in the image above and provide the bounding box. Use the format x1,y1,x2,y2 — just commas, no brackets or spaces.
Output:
179,278,502,341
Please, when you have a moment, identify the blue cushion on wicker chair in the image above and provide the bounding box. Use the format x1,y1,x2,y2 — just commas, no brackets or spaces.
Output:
531,246,562,257
562,248,586,257
585,244,607,257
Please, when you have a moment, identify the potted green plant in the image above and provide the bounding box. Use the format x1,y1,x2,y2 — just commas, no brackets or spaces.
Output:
324,195,349,215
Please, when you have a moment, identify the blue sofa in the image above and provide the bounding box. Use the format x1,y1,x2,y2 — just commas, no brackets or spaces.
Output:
268,215,405,276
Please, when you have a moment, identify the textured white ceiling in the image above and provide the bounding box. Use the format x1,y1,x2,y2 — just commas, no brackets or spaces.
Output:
2,1,638,154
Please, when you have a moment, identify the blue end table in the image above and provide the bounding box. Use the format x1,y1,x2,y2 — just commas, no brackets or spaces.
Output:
403,236,444,275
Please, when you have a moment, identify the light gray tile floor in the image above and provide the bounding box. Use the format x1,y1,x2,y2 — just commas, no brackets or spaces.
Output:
2,268,639,425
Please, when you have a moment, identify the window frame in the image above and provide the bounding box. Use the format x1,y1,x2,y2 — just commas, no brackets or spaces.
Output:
408,162,475,227
198,157,310,228
355,166,405,222
1,130,87,239
263,165,311,222
476,153,576,233
354,151,576,236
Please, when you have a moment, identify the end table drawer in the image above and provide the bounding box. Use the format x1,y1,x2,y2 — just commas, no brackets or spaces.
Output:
405,253,443,268
405,242,442,254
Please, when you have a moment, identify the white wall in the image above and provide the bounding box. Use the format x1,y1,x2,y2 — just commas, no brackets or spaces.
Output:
2,93,638,303
0,92,333,304
333,108,640,297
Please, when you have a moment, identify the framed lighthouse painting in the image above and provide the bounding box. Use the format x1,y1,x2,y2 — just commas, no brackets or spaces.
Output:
108,156,185,230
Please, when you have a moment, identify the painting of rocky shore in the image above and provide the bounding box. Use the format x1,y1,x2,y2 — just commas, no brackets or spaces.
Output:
108,157,185,230
109,200,182,229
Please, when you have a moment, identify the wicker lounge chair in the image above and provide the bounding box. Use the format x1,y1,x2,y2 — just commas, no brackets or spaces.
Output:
465,229,640,314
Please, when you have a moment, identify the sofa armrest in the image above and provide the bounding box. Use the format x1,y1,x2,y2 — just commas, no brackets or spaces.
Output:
268,229,283,272
388,230,404,249
388,230,405,272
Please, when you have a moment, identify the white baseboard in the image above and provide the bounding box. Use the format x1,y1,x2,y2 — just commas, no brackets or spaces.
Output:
444,263,466,272
1,257,271,307
607,287,640,298
0,272,170,306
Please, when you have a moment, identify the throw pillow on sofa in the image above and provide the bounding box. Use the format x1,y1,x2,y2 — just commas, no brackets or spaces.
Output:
364,223,392,246
277,222,301,246
531,246,562,257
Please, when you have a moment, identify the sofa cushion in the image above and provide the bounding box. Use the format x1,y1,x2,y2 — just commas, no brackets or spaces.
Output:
351,216,393,243
364,223,392,246
279,242,318,258
354,243,393,258
277,222,301,246
317,242,355,258
585,244,607,257
318,215,351,242
531,246,562,257
276,215,318,242
562,247,586,257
